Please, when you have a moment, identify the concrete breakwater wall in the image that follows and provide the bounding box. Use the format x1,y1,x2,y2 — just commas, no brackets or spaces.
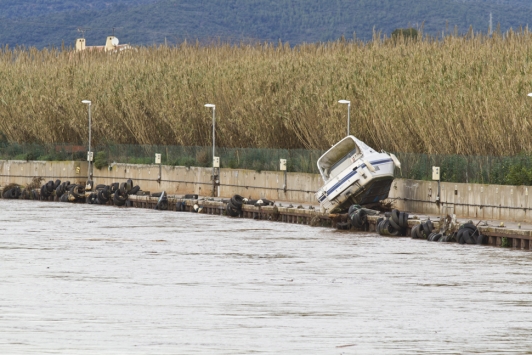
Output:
389,179,532,223
1,160,530,223
0,160,321,204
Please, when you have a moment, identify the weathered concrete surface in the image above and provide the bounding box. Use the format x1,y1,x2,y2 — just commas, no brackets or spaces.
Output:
389,179,532,223
0,160,88,187
92,163,322,203
0,161,322,204
2,160,532,223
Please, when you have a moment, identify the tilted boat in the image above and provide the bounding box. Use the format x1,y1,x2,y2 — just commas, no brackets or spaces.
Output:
315,135,401,212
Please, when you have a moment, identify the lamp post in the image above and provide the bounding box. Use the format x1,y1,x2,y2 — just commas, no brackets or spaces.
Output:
205,104,216,196
338,100,351,136
81,100,92,185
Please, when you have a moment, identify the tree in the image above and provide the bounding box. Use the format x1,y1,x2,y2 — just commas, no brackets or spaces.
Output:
391,28,418,39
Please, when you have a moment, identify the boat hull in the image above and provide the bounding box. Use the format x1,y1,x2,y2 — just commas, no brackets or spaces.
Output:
315,135,398,212
316,162,394,212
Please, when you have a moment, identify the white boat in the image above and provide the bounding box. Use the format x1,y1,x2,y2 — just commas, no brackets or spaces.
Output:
315,135,400,212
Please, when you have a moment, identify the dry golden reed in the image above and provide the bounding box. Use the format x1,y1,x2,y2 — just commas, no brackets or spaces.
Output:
2,30,532,156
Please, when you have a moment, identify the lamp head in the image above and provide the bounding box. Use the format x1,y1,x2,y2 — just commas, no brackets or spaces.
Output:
82,100,92,105
204,104,215,109
528,93,532,97
338,100,350,105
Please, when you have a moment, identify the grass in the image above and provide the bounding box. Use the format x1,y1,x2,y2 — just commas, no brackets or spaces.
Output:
2,30,532,157
501,237,510,248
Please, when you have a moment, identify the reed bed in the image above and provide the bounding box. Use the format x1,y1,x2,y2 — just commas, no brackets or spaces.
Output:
2,31,532,155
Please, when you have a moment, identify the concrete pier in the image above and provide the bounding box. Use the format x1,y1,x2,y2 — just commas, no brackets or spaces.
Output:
2,159,532,251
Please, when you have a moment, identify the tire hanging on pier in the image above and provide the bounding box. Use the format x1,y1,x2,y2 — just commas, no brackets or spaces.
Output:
226,196,242,217
376,209,409,236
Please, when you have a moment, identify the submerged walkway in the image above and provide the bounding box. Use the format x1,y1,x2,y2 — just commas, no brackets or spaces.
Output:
128,194,532,251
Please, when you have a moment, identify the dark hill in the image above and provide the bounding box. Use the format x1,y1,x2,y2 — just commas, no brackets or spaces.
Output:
0,0,531,48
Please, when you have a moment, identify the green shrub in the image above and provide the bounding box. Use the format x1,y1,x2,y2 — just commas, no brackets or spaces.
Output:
501,237,509,248
94,151,109,170
505,165,531,185
24,152,38,161
181,157,196,167
225,158,239,169
392,28,418,39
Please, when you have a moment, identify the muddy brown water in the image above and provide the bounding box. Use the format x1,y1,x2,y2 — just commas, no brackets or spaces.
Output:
1,199,532,354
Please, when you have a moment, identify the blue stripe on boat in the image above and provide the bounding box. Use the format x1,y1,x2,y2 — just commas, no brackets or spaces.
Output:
323,159,393,199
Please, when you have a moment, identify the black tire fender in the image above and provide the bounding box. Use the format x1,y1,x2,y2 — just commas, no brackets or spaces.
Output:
400,212,409,228
389,216,401,230
351,209,368,229
110,183,119,193
411,225,419,239
391,209,400,224
97,189,110,204
422,222,432,238
348,204,361,215
72,185,85,199
128,185,140,195
415,224,424,239
379,219,389,236
462,223,477,233
378,219,388,235
226,203,239,217
87,193,98,204
126,179,134,192
156,199,169,211
376,217,384,235
119,182,127,195
55,184,65,198
457,230,466,244
40,185,50,198
45,180,54,193
230,194,244,208
388,223,400,236
462,229,475,244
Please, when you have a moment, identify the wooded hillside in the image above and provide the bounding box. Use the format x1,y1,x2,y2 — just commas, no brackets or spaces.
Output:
0,0,531,48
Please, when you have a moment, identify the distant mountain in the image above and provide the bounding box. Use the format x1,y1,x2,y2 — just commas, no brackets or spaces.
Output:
0,0,531,48
0,0,158,19
457,0,530,7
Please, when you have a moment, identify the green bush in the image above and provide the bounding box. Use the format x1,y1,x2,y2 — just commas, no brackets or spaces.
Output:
168,156,196,167
181,157,196,167
24,152,38,161
392,28,419,39
225,158,239,169
94,151,109,170
127,157,153,165
501,237,509,248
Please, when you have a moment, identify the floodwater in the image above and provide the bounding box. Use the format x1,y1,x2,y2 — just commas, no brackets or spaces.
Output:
1,200,532,354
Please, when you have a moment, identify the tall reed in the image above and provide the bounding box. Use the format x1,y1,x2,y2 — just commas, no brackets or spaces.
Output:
1,30,532,156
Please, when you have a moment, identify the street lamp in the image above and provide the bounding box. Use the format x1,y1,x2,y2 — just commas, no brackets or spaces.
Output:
338,100,351,136
205,104,216,196
81,100,92,185
204,104,216,159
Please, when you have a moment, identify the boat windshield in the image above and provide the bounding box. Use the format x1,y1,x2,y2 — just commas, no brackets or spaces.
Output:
318,138,360,179
330,147,359,173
